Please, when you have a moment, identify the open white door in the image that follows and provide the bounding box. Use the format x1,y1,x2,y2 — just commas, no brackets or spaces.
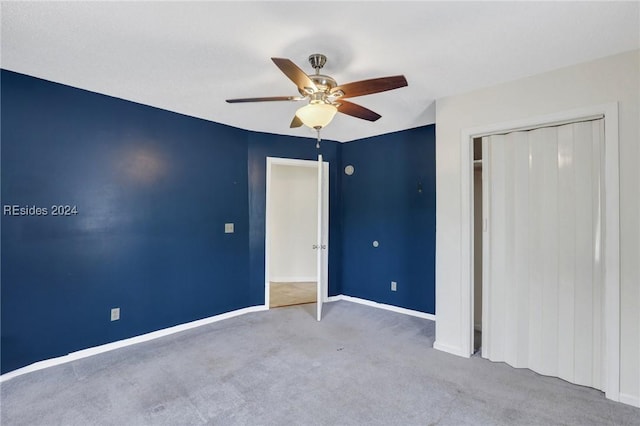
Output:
265,156,329,316
315,154,325,321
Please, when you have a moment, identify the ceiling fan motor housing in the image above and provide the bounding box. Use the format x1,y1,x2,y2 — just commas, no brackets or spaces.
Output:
303,53,340,101
311,75,337,90
298,74,338,101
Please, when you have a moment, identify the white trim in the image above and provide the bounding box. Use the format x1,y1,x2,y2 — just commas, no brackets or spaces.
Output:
461,108,607,139
468,114,605,137
330,295,436,321
619,393,640,409
269,277,317,283
0,305,268,383
460,130,474,357
433,341,468,358
267,157,320,168
2,296,435,383
458,103,620,402
265,158,272,309
602,104,620,402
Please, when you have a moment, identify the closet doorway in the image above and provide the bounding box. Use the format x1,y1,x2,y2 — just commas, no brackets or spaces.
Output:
265,157,329,319
463,103,620,400
472,137,483,354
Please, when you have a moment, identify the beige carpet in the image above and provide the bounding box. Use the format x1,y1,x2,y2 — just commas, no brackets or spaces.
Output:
269,282,316,308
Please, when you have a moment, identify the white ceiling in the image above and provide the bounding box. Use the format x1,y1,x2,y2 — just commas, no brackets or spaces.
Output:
2,1,638,142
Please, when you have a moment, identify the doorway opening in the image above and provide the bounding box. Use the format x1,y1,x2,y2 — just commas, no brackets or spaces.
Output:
264,157,329,317
472,137,483,354
460,103,620,401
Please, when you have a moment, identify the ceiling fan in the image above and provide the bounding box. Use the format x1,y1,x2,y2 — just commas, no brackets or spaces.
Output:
226,54,408,133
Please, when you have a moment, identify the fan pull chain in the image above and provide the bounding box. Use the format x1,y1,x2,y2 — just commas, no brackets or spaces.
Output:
316,127,321,149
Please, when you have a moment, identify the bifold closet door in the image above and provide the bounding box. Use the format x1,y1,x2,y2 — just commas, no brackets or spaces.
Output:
483,119,604,391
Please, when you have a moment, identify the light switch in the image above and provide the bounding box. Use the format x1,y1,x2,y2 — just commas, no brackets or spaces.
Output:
111,307,120,321
225,223,234,233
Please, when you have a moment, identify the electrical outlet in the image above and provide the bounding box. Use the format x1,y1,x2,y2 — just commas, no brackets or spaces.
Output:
225,223,234,233
111,307,120,321
391,281,397,291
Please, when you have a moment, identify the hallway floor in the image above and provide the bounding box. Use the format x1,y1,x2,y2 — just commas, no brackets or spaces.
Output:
269,282,316,308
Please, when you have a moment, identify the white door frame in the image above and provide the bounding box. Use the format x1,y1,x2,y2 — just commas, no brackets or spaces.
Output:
264,156,330,309
459,103,620,402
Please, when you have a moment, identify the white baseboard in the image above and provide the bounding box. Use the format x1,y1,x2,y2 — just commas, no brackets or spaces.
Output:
619,393,640,408
270,277,316,283
327,294,436,321
433,341,470,358
0,305,268,383
3,296,436,384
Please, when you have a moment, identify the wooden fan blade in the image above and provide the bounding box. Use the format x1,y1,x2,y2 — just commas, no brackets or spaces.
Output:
290,115,303,128
337,100,381,122
271,58,318,92
333,75,407,99
226,96,304,103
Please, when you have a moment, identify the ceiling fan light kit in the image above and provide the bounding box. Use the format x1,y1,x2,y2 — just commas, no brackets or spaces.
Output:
296,102,338,129
226,53,408,144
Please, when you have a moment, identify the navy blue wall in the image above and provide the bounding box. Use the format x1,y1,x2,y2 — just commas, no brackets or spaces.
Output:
247,133,342,303
340,126,436,314
1,69,434,374
1,70,251,373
